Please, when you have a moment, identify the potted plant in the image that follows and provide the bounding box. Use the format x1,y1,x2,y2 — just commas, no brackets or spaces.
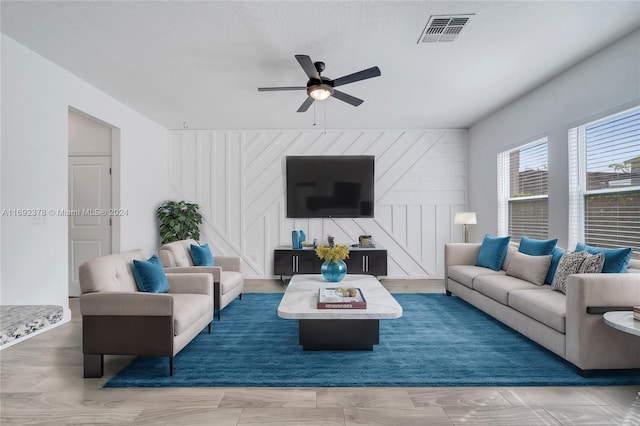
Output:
316,242,350,282
155,200,203,245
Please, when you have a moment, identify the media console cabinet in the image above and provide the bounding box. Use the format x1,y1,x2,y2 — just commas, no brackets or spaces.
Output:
274,246,387,280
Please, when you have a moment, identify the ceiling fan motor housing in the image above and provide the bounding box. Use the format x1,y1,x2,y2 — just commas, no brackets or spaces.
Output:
306,76,334,88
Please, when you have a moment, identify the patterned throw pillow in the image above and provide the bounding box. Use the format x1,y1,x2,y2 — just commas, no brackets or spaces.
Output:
551,251,588,294
578,252,605,274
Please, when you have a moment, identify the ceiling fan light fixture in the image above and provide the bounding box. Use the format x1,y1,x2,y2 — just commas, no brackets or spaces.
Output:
308,84,333,100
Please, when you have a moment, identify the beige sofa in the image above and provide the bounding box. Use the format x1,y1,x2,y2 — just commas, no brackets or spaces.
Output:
445,243,640,375
158,239,244,320
79,250,213,377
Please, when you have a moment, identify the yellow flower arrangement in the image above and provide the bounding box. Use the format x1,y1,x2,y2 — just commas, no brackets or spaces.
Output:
315,244,350,263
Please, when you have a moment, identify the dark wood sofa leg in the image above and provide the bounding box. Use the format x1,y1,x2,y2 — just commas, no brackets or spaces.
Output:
239,293,242,300
169,357,174,376
214,282,221,321
84,354,104,378
445,290,452,296
208,322,211,333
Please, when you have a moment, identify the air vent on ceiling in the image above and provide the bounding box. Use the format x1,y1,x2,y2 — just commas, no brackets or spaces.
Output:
418,14,474,43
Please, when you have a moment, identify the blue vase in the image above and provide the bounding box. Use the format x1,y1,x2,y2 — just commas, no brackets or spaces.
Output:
292,230,300,249
321,260,347,282
292,230,306,249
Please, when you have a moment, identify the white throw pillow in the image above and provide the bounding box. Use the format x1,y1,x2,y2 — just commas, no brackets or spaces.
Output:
506,252,552,286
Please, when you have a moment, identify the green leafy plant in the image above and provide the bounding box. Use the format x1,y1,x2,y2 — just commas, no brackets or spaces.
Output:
155,200,203,245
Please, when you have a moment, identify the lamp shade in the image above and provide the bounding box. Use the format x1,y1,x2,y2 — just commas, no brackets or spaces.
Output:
454,212,477,225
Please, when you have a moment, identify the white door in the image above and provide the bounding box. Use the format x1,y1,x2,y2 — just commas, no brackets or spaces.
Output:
68,156,112,296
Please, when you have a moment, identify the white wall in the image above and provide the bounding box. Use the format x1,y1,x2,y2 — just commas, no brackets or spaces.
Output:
1,35,168,308
468,29,640,248
168,129,468,278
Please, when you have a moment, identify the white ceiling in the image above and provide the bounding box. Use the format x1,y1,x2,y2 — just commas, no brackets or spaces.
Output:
2,1,639,130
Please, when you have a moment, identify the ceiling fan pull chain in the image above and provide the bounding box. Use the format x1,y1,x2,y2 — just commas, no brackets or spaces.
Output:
324,100,327,134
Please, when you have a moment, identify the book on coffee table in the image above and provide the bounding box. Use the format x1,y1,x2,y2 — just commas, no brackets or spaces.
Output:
317,287,367,309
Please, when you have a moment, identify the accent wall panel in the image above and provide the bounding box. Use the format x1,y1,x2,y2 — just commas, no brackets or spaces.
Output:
168,129,468,278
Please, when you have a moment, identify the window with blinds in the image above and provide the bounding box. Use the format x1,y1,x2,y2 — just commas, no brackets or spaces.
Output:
568,106,640,259
497,138,549,242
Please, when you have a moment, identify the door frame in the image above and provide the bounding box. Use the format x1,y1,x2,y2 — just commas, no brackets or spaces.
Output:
68,108,121,293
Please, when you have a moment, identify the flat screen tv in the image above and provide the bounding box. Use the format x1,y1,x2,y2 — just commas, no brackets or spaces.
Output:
286,155,375,218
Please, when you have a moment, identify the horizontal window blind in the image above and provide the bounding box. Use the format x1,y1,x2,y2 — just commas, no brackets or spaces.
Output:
509,142,548,198
569,105,640,259
584,191,640,252
498,137,548,242
585,109,640,191
508,197,549,241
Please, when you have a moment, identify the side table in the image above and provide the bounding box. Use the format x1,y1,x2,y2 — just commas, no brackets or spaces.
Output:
603,311,640,397
603,311,640,337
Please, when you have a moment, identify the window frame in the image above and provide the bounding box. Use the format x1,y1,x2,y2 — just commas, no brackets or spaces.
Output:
497,136,549,242
568,105,640,256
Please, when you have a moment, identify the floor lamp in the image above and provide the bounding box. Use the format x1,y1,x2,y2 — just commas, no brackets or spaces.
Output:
454,212,477,243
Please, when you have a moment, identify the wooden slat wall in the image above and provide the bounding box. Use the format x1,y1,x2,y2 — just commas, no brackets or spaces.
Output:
168,129,468,278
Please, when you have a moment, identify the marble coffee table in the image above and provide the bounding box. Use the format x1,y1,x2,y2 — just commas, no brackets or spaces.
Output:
277,274,403,350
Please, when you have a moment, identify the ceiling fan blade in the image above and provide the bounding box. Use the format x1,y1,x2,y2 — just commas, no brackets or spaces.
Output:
297,96,315,112
258,86,306,91
295,55,320,80
332,66,381,87
332,90,364,107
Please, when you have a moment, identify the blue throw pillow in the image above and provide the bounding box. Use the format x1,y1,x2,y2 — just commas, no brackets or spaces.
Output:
191,243,215,266
574,243,632,273
518,236,557,256
545,246,565,285
132,255,169,293
476,234,511,271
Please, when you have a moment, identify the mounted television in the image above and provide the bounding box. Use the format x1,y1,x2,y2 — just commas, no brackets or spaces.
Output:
286,155,375,218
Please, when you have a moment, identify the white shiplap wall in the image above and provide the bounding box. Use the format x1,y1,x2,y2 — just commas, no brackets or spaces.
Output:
168,129,467,278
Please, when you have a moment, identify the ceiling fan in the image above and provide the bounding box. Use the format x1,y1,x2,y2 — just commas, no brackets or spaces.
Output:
258,55,381,112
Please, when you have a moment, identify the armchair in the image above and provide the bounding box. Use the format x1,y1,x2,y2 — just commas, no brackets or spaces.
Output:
158,239,244,320
79,249,213,377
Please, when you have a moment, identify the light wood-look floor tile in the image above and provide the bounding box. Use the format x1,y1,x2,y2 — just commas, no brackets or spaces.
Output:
238,407,345,425
581,386,640,408
133,407,242,426
218,387,317,408
407,387,513,407
1,407,142,426
500,387,610,406
344,407,451,426
444,405,562,425
543,404,640,425
120,387,226,409
316,388,414,408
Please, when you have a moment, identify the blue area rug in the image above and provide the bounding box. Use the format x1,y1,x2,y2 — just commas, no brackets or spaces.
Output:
105,293,640,387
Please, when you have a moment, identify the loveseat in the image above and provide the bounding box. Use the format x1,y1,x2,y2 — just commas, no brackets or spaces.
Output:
79,250,214,377
445,242,640,375
158,239,244,320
